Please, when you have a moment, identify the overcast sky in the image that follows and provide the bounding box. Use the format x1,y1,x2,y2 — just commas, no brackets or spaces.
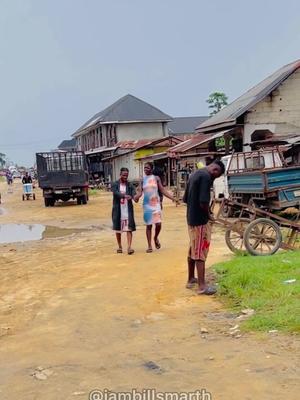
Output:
1,0,300,166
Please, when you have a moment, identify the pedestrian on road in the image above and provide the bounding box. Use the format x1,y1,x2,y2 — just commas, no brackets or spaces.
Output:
111,168,136,255
183,160,225,295
6,170,13,185
22,172,32,184
135,162,176,253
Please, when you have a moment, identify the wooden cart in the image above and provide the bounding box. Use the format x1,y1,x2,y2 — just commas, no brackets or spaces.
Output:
213,199,300,256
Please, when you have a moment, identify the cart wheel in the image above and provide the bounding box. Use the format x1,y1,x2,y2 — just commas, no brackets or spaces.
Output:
33,193,36,200
244,218,282,256
22,194,25,201
225,218,250,254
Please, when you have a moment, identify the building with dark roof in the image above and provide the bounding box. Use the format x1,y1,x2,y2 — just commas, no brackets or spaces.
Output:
72,94,172,152
167,116,208,139
57,139,77,152
196,59,300,151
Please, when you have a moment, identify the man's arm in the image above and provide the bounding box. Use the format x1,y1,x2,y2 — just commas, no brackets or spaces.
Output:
182,181,189,203
198,174,212,217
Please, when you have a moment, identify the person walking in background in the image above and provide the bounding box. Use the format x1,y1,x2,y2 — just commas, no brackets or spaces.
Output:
111,168,136,255
135,162,176,253
183,160,225,295
22,171,32,184
6,170,13,185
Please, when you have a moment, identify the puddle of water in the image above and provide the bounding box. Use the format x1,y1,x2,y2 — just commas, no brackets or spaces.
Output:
0,224,85,244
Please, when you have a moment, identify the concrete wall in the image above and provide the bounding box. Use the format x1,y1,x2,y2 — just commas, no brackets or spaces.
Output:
112,153,141,182
117,122,166,141
244,68,300,146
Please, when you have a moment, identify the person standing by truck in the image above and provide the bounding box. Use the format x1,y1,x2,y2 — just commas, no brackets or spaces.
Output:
183,160,225,295
111,168,136,255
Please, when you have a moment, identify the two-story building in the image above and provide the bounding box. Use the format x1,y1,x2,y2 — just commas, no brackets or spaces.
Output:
72,94,172,152
72,94,172,181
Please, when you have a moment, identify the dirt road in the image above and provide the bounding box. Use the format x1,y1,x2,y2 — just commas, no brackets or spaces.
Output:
0,181,299,400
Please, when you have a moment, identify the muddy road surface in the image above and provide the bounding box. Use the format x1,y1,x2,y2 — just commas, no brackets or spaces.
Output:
0,181,299,400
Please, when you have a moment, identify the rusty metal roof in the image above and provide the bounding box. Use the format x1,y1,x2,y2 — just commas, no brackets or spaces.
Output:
103,136,182,160
196,59,300,133
168,131,228,154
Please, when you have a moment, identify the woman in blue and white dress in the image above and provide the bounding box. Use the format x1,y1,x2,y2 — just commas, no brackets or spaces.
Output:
135,162,175,253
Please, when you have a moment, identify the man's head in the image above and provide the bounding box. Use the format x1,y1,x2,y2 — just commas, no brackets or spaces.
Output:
25,172,29,177
207,160,225,179
120,167,129,183
144,162,153,176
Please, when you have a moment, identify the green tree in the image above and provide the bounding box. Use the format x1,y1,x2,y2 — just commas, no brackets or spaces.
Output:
206,92,228,115
0,152,6,168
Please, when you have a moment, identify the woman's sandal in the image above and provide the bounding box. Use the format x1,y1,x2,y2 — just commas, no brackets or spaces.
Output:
154,239,161,249
127,249,135,255
146,248,153,253
116,248,123,254
185,278,198,289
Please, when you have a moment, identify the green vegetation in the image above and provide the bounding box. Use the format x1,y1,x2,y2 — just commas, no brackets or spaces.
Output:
88,188,99,196
214,251,300,333
0,152,6,168
206,91,228,115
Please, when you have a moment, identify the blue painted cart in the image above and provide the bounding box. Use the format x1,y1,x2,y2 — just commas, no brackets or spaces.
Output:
228,166,300,210
22,183,36,201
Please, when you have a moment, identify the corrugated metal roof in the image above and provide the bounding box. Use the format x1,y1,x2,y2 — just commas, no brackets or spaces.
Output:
168,116,209,135
249,133,300,146
103,136,182,160
85,146,117,155
73,94,172,136
168,130,228,154
196,59,300,133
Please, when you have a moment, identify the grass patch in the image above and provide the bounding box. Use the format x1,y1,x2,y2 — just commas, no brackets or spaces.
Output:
88,188,99,196
214,251,300,333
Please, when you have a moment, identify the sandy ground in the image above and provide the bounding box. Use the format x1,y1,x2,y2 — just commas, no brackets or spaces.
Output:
0,181,299,400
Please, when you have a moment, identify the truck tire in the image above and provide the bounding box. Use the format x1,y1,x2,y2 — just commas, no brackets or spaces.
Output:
77,196,82,205
244,218,282,256
81,194,87,205
44,198,50,207
50,199,55,207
